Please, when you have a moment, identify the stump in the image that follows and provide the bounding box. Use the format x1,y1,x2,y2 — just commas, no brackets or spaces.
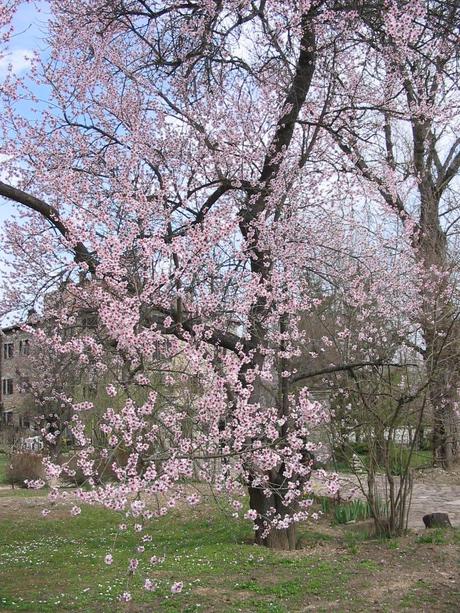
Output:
422,513,452,528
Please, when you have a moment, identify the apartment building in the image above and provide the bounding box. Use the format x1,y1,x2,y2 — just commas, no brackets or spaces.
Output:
0,322,35,428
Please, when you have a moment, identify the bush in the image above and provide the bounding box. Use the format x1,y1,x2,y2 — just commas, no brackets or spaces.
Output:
331,442,368,467
59,455,87,486
334,499,372,524
60,449,131,486
350,442,369,455
5,452,45,488
388,445,432,475
332,441,432,475
317,495,388,525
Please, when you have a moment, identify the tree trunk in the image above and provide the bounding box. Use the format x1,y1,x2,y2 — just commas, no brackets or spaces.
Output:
248,477,298,550
430,380,459,469
423,312,460,469
245,380,299,551
403,93,460,469
374,425,387,467
417,191,459,469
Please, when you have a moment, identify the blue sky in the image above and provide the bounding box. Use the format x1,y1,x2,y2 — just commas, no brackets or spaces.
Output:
0,1,48,225
0,2,49,321
0,1,48,85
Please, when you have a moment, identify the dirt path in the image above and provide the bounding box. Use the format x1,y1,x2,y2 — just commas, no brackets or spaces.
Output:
409,481,460,528
313,470,460,529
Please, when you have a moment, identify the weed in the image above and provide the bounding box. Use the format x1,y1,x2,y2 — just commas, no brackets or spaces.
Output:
415,528,446,545
358,559,378,570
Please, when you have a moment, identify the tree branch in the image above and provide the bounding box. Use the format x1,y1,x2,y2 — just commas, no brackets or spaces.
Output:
436,147,460,198
0,181,96,273
291,360,417,384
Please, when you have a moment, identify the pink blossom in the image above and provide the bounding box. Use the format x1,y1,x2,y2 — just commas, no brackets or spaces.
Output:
106,384,117,397
144,578,156,591
128,558,139,573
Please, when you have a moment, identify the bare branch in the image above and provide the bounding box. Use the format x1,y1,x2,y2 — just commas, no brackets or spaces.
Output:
291,360,417,384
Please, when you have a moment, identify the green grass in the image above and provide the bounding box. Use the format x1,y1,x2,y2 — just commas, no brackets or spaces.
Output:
329,448,432,475
409,449,432,467
0,487,49,498
389,449,432,475
1,493,459,612
0,453,8,484
415,528,447,545
0,502,352,612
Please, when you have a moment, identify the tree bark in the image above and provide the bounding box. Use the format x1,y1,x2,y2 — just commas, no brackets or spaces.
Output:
248,475,298,551
418,207,460,469
426,340,459,469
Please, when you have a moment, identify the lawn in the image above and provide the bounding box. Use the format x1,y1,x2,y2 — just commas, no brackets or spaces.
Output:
0,454,8,485
329,449,433,475
0,491,459,612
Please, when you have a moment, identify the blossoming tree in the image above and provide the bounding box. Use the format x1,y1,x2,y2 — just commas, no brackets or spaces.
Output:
0,0,433,566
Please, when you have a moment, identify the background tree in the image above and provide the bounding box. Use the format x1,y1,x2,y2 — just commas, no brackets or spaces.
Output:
319,0,460,467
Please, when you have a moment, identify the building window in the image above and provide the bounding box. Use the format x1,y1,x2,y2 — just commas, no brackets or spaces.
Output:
2,379,13,396
19,339,30,355
19,415,31,429
3,343,13,359
81,314,97,329
3,411,13,424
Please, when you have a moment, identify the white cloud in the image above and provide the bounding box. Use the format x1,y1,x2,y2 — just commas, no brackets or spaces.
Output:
0,48,32,78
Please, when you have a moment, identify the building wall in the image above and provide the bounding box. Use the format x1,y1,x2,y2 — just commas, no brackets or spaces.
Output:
0,326,35,428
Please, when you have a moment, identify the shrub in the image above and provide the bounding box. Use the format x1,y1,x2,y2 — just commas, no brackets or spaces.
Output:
331,442,368,469
60,449,131,486
59,455,87,486
387,445,432,475
388,446,408,476
334,499,372,524
350,442,369,456
5,452,45,488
